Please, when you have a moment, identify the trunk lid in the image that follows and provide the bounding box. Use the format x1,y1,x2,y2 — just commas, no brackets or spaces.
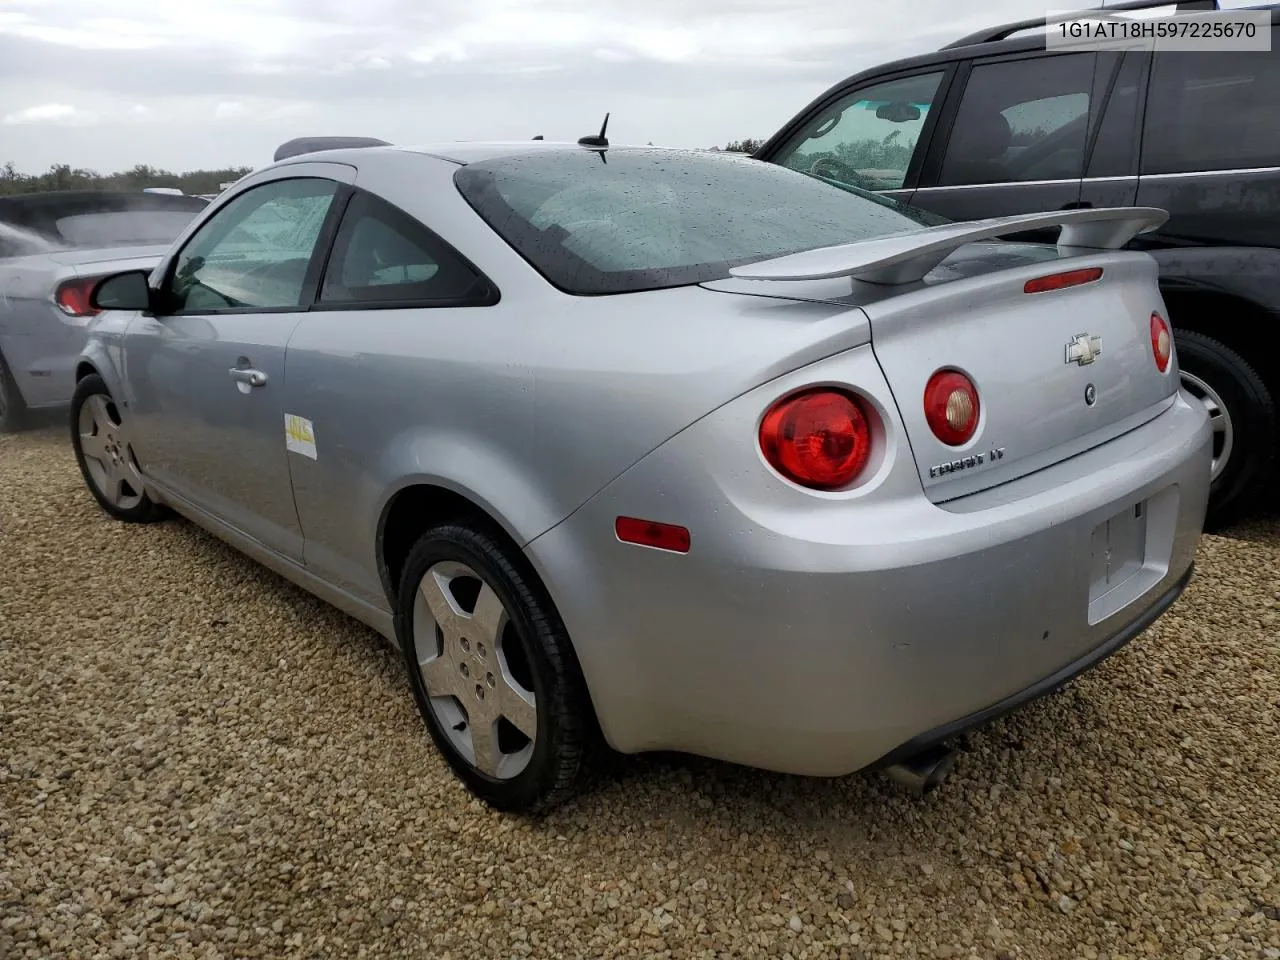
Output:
702,233,1178,501
47,243,170,268
857,249,1176,501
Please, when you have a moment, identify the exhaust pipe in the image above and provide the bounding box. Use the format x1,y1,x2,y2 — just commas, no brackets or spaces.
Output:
883,744,957,796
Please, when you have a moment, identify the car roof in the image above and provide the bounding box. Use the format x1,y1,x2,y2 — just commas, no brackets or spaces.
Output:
266,141,723,171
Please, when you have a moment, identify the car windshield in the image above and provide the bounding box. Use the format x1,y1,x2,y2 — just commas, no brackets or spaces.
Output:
453,148,949,295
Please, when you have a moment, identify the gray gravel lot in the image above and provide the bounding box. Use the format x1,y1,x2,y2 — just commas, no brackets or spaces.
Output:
1,424,1278,960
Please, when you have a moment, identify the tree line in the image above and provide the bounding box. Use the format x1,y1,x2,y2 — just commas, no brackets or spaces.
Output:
0,162,254,198
1,142,774,199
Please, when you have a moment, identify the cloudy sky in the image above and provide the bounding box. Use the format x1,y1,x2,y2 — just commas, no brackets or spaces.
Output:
0,0,1163,174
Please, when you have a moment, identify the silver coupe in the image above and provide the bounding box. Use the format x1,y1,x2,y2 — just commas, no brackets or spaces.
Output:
71,138,1211,812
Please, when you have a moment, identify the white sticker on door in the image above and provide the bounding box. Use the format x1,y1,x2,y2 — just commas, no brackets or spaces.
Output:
285,414,317,460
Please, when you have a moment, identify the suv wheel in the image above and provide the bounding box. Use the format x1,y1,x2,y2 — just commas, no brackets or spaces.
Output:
1174,330,1276,530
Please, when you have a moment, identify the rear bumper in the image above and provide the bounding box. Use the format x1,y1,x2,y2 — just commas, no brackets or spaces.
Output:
868,561,1193,769
526,384,1212,777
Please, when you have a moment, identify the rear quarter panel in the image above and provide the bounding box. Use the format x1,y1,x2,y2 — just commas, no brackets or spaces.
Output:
1,256,68,407
282,281,874,606
1,250,164,408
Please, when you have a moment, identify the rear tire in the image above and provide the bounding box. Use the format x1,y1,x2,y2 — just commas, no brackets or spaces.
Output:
1174,329,1275,530
395,521,594,814
0,351,27,434
70,374,166,523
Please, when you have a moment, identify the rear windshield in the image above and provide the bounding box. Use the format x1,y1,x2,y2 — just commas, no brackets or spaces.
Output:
453,149,946,295
54,210,200,247
0,192,206,256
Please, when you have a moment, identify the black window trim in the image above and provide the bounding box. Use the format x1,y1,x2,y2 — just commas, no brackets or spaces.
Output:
1082,48,1153,180
757,62,961,192
309,186,500,312
155,176,353,318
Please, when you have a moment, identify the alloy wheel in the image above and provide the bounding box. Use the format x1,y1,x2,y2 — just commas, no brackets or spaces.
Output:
412,560,538,779
77,394,146,510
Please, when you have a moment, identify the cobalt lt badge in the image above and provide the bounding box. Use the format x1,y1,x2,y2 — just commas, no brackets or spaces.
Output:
1085,383,1097,406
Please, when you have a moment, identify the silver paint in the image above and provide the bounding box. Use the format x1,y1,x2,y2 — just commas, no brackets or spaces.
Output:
77,142,1212,778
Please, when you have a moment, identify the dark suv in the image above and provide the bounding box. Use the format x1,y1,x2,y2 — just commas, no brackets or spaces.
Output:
754,0,1279,530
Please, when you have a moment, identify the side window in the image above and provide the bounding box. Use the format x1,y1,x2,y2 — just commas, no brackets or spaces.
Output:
1141,38,1280,175
166,177,339,313
771,71,945,192
938,53,1096,186
318,190,492,306
1086,52,1146,179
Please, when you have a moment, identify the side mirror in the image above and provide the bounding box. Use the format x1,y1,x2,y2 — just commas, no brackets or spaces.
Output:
90,269,153,312
875,101,922,123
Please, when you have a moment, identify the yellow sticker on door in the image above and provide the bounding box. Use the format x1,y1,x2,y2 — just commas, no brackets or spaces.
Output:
285,414,317,460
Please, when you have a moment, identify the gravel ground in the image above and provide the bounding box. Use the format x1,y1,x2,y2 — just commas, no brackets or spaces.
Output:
1,423,1278,960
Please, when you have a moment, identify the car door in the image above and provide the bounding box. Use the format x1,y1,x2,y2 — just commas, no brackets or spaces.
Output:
909,50,1103,225
281,187,500,606
122,165,352,560
1133,31,1280,249
765,68,954,205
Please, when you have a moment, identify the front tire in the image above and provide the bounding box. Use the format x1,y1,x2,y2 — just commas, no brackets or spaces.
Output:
1174,330,1276,530
70,374,165,523
396,521,592,814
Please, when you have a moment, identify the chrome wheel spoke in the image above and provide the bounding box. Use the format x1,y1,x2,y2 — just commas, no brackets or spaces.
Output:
79,429,108,463
87,394,115,433
468,715,502,777
418,571,463,638
498,678,537,739
103,469,128,506
470,583,506,647
121,451,145,493
419,653,457,698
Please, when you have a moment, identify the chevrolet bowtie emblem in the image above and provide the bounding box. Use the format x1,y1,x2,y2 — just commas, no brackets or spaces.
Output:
1065,332,1102,366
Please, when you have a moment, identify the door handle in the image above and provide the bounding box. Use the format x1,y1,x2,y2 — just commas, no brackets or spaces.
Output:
1061,201,1093,210
229,367,268,387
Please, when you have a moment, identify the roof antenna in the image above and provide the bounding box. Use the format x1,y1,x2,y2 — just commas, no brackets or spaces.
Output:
532,135,544,140
578,112,610,149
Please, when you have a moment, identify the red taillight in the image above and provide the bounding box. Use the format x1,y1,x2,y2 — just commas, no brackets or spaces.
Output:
615,516,691,553
54,277,102,318
758,387,874,490
1023,267,1103,295
1150,312,1172,373
924,369,981,446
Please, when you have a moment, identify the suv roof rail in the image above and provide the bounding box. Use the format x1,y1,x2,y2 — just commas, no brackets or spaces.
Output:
941,0,1220,49
273,136,392,162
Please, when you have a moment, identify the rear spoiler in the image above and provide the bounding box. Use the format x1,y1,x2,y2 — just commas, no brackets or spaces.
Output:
729,207,1169,285
273,136,392,162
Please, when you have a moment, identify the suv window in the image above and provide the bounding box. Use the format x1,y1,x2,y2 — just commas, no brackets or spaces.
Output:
1141,39,1280,175
166,177,339,313
319,190,492,306
938,52,1096,186
1086,52,1144,179
770,72,945,191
